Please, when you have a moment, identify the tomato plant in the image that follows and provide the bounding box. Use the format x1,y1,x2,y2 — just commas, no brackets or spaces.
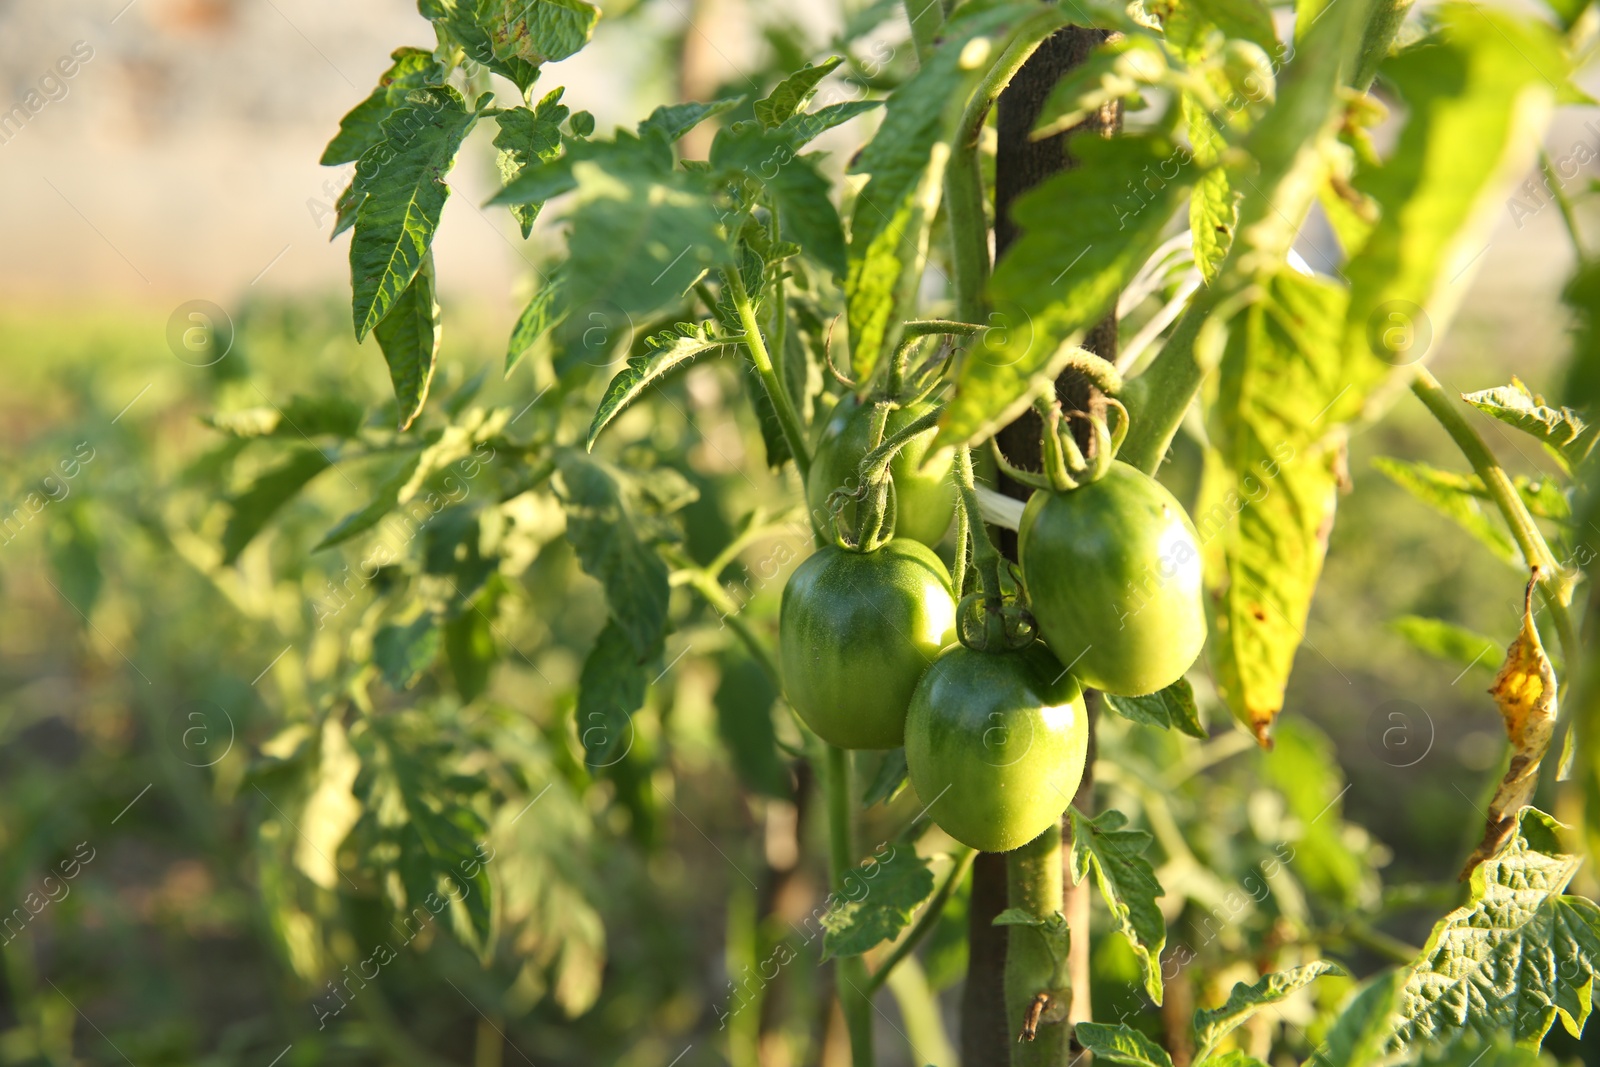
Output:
12,0,1600,1063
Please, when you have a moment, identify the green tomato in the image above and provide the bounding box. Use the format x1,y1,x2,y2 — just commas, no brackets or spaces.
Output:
904,642,1087,853
779,539,957,749
807,396,956,547
1018,460,1205,697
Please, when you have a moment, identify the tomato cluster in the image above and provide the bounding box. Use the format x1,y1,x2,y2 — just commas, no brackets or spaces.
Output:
779,407,1204,854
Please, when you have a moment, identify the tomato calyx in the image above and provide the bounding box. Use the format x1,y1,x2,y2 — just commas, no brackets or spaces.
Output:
824,398,944,553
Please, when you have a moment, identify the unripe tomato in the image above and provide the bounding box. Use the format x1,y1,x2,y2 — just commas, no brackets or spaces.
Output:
779,539,957,749
1018,460,1205,697
807,396,956,547
904,643,1087,853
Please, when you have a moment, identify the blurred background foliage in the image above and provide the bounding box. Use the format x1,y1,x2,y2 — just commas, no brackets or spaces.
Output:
0,1,1597,1066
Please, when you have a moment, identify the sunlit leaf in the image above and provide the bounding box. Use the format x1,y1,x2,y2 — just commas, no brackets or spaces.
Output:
1073,1022,1174,1067
372,253,442,431
1372,456,1515,562
1068,808,1167,1004
1103,677,1207,738
822,844,935,959
1388,615,1500,673
1193,960,1344,1061
756,57,844,127
1462,377,1596,473
494,88,569,238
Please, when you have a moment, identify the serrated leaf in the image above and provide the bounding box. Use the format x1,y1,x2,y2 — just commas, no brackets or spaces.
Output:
1388,615,1499,672
322,47,448,166
506,266,569,375
1396,807,1600,1049
1068,809,1167,1004
1104,677,1207,738
554,451,670,658
712,123,847,275
577,619,654,769
756,57,843,127
222,447,332,564
1198,271,1350,744
640,97,742,142
863,748,909,807
1463,378,1596,472
1342,8,1565,371
347,87,477,340
364,714,493,951
946,132,1195,450
821,844,935,959
373,252,442,430
847,1,1034,383
776,99,882,147
1072,1023,1174,1067
1194,961,1344,1061
713,649,789,799
1307,971,1403,1067
420,0,596,92
588,322,732,448
1372,456,1515,562
374,614,443,689
494,89,569,238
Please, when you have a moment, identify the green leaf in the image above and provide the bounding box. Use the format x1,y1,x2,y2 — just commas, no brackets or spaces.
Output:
947,132,1195,450
639,97,742,141
505,266,569,376
374,613,443,689
494,89,569,238
588,322,732,448
863,748,909,807
347,87,477,341
294,717,364,890
222,447,332,564
1307,971,1403,1067
712,122,847,275
1388,615,1500,672
321,47,448,166
445,582,500,702
1372,456,1515,562
1462,377,1596,472
563,163,729,333
1103,677,1207,738
1190,164,1236,285
1194,1054,1267,1067
1193,960,1344,1061
1401,1039,1553,1067
1071,1023,1174,1067
420,0,597,92
373,252,442,431
1197,271,1348,742
1067,809,1167,1004
364,714,493,951
315,452,424,551
206,395,365,439
1033,35,1168,140
776,99,882,147
713,650,789,799
554,451,670,658
1394,807,1600,1049
1342,7,1566,371
1261,719,1374,907
577,619,654,768
1158,0,1279,60
756,57,843,127
847,1,1034,383
821,843,936,958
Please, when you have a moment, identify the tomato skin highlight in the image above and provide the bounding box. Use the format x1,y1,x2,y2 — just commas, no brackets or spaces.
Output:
779,539,957,750
904,643,1088,853
806,396,956,547
1018,460,1206,697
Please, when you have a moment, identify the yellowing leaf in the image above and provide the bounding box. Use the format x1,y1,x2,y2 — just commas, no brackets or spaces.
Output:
1461,572,1560,878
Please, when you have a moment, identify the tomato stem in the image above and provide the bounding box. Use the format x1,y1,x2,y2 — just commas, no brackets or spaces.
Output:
726,267,812,481
824,744,877,1066
1005,822,1069,1064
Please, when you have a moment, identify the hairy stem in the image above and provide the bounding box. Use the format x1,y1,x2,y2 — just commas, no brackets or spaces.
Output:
826,745,876,1067
1410,367,1578,676
1006,823,1068,1064
728,268,812,480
